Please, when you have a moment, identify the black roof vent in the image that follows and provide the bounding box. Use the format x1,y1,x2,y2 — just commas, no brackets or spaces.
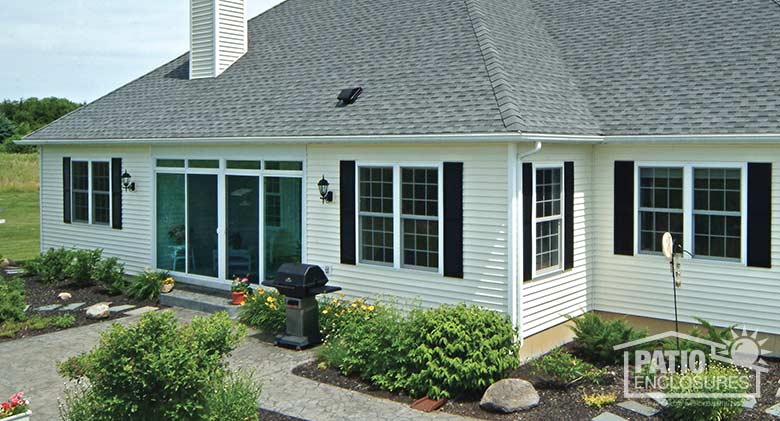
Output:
337,87,363,106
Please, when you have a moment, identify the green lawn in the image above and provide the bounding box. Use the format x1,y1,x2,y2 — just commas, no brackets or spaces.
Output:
0,153,40,261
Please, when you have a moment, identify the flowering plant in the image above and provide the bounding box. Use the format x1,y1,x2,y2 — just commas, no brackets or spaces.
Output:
230,276,251,293
0,392,29,419
162,277,175,286
237,288,286,333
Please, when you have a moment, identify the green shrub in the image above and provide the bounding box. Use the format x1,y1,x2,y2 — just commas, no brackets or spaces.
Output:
404,304,519,399
582,392,617,409
238,288,286,333
664,318,736,362
529,348,608,388
65,249,103,286
567,312,648,364
666,364,749,421
126,269,169,300
0,276,26,323
57,310,249,420
53,313,76,328
0,314,52,338
89,257,126,295
204,371,261,421
23,247,74,284
318,295,383,338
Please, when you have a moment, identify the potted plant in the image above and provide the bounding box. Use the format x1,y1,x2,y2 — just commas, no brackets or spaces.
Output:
230,276,251,305
161,276,175,293
0,392,30,421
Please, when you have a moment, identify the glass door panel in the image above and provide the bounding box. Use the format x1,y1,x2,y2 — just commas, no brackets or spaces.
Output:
264,177,302,280
226,176,260,283
156,173,186,272
187,174,218,277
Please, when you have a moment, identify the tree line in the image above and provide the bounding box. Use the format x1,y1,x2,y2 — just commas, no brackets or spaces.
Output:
0,97,82,153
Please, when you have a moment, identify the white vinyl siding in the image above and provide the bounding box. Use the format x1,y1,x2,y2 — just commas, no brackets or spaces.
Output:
307,143,509,313
216,0,247,74
190,0,247,79
190,0,216,79
40,145,152,274
520,144,592,337
592,144,780,336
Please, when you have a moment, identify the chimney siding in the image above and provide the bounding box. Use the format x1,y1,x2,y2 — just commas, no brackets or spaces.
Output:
190,0,247,79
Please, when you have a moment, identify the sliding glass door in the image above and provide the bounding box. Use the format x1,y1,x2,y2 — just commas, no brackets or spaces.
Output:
155,159,303,283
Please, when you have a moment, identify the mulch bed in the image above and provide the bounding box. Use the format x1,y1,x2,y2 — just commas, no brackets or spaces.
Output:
294,344,780,421
1,268,163,342
258,408,306,421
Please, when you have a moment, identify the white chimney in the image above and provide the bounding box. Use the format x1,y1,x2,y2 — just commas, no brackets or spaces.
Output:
189,0,247,79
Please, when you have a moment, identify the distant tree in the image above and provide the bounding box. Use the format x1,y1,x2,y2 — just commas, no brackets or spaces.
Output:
0,113,14,142
0,97,82,153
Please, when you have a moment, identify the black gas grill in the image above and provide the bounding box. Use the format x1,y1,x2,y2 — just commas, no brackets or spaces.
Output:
261,263,342,349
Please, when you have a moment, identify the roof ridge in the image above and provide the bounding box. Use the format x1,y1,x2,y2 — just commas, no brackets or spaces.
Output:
463,0,525,132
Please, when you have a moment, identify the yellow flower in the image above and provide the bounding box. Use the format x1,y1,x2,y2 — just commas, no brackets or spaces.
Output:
258,289,265,295
322,309,329,315
351,303,357,308
267,296,275,303
269,304,278,310
367,305,375,311
361,304,367,310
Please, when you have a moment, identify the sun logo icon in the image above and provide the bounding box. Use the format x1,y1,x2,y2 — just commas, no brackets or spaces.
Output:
716,326,771,368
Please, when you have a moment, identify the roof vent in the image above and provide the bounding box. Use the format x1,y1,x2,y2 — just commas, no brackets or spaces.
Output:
337,87,363,106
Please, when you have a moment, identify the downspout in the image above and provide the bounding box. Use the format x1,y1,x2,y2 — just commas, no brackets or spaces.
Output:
512,141,542,347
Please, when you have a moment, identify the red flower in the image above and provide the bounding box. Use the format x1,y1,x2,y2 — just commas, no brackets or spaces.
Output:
1,402,9,410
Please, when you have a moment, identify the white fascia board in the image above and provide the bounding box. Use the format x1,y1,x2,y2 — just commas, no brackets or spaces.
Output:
18,132,780,146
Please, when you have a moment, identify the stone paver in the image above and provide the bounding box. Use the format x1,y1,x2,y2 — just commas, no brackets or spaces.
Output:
617,400,659,416
59,302,86,311
766,403,780,418
742,396,757,409
123,306,158,316
0,308,469,421
647,392,668,407
35,304,61,311
108,304,136,313
593,412,627,421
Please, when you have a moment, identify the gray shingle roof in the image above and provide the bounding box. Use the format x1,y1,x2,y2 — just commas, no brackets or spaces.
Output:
27,0,780,140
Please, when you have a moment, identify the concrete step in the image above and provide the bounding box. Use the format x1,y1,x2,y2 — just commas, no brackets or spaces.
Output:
159,285,241,319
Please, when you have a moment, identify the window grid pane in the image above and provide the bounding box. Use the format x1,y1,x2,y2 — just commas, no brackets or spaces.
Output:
638,167,683,253
693,168,741,259
401,168,439,269
359,167,394,264
72,162,89,223
534,168,562,273
91,162,110,225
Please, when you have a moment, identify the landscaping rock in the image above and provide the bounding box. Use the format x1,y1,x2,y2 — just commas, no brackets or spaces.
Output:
86,303,110,319
766,403,780,418
0,257,16,268
109,304,136,313
647,392,668,408
593,412,627,421
617,400,659,416
479,379,539,413
124,306,158,316
742,395,757,409
36,304,62,312
58,292,72,301
60,302,86,311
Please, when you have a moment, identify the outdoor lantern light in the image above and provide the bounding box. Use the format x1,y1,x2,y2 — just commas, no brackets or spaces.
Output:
121,170,135,192
318,175,333,203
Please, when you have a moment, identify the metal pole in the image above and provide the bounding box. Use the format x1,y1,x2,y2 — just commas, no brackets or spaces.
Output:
670,260,680,353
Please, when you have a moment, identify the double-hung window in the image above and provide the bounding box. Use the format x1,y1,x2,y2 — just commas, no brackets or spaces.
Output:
637,164,744,261
358,164,441,272
71,160,110,225
638,167,684,253
534,166,563,274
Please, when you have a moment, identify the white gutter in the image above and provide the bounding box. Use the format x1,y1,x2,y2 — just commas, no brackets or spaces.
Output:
18,131,780,146
517,141,542,160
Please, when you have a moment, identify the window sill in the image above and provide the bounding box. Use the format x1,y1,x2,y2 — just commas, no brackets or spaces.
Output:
633,252,746,267
355,261,443,277
526,268,565,284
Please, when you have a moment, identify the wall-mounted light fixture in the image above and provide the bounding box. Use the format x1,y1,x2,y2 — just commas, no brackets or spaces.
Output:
121,170,136,192
318,175,333,203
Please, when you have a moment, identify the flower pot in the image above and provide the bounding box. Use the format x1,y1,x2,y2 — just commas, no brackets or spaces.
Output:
230,291,246,305
161,283,174,293
2,410,32,421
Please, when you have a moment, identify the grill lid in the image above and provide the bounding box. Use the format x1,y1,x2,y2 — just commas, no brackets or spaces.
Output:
267,263,329,288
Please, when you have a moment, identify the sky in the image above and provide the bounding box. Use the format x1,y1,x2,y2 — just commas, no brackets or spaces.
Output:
0,0,285,103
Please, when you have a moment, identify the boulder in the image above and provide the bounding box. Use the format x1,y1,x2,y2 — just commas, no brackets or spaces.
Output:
58,292,73,301
0,257,16,268
86,303,110,319
480,379,539,413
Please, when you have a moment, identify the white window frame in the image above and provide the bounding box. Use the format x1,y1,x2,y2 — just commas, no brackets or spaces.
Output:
71,159,112,226
355,162,444,274
531,163,565,278
151,157,306,283
634,162,748,265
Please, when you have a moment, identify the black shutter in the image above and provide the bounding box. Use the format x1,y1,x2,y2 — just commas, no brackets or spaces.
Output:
111,158,122,230
564,162,574,270
522,163,533,281
614,161,635,255
747,163,771,268
63,157,71,224
443,162,464,278
340,161,356,265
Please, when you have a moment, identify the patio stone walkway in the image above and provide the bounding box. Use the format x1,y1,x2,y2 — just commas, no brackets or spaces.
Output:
0,308,470,421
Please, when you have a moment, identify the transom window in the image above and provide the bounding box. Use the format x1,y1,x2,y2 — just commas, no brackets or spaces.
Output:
534,167,563,274
639,167,683,253
71,160,110,225
637,164,744,262
357,164,441,272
